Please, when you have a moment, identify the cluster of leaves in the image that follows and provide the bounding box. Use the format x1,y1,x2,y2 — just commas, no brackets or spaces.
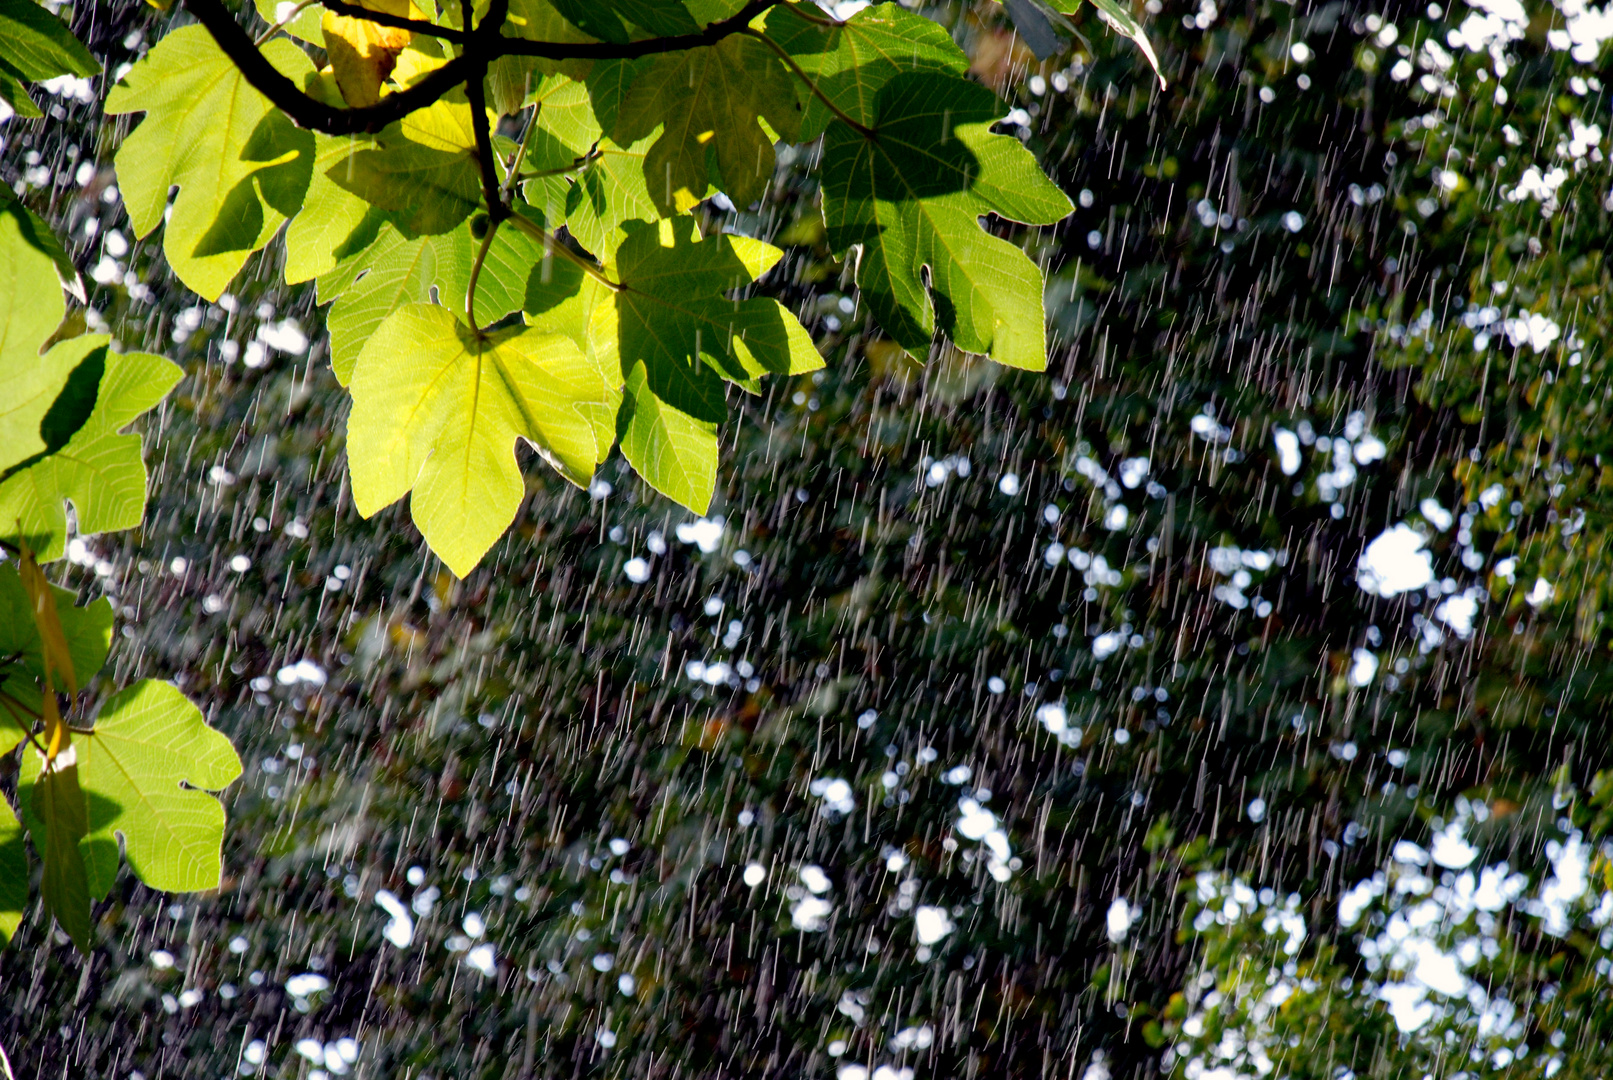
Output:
96,0,1168,575
13,0,1613,1077
1,83,240,946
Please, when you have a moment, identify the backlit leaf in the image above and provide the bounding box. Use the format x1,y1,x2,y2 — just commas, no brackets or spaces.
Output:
619,357,719,513
320,215,553,383
615,36,801,214
0,795,24,946
0,344,183,560
284,99,391,284
562,136,658,261
548,0,699,45
30,758,91,952
320,225,441,384
347,303,620,576
593,220,820,509
326,100,482,236
0,195,75,475
819,72,1072,369
0,72,41,119
75,679,243,897
763,3,969,140
254,0,326,43
0,563,113,690
106,26,316,300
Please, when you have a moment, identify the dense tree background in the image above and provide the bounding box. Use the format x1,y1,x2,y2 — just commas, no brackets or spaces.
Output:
3,0,1612,1076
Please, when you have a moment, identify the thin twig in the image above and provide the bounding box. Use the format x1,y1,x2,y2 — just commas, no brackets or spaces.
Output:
743,28,874,137
255,0,319,45
504,213,623,292
0,692,48,759
182,0,783,135
501,103,541,204
524,147,602,178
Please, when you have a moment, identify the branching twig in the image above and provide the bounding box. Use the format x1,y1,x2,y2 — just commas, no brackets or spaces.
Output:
182,0,783,135
504,213,623,292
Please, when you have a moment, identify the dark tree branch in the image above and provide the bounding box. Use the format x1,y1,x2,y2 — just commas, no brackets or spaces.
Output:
181,0,783,136
321,0,469,42
462,0,507,222
183,0,478,133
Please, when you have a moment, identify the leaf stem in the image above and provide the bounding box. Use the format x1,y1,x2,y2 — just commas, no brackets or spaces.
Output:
742,28,874,138
0,691,48,759
466,219,500,330
504,213,623,292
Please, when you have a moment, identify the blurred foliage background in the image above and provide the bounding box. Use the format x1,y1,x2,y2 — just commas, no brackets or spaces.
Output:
3,0,1613,1076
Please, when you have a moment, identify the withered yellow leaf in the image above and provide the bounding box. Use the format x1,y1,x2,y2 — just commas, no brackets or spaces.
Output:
322,0,418,108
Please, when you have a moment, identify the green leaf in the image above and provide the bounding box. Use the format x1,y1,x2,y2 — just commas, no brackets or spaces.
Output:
0,196,74,475
436,215,560,328
614,36,801,213
0,69,43,119
0,343,183,560
0,563,113,689
326,100,482,236
30,758,92,952
619,358,718,512
347,303,620,576
254,0,327,43
0,794,25,946
0,185,83,305
284,129,390,284
525,74,604,170
0,0,99,82
592,220,819,510
2,338,105,484
610,219,820,400
106,26,316,301
320,226,441,384
547,0,699,45
74,680,242,897
562,136,658,261
583,58,643,134
501,0,599,81
819,72,1072,370
1083,0,1165,88
763,3,969,141
320,215,553,383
